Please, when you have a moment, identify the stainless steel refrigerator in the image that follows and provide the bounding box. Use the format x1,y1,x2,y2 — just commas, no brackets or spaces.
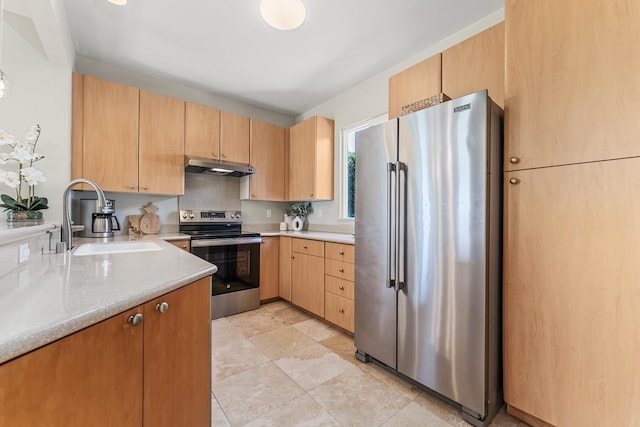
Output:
354,90,503,427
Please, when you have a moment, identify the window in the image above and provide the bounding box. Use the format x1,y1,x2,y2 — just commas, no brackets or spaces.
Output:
341,114,387,219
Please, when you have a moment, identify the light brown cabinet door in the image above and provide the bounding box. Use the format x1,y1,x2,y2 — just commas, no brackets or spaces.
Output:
139,90,185,195
505,0,640,171
291,252,324,317
324,291,354,333
289,118,316,200
260,237,280,301
442,22,504,108
279,236,292,301
289,116,334,201
0,308,144,426
185,102,220,159
220,111,250,164
168,239,191,251
143,277,211,427
388,53,442,119
82,75,139,192
249,119,286,200
504,158,640,426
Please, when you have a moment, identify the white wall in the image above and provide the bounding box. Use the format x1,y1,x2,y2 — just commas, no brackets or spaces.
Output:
0,13,72,224
297,9,505,231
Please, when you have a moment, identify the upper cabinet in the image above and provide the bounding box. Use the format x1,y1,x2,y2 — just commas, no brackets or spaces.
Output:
185,104,250,165
505,0,640,171
220,111,250,164
388,53,442,119
72,74,185,195
138,90,185,195
247,119,286,201
442,22,504,108
288,116,334,201
73,74,139,192
184,102,220,159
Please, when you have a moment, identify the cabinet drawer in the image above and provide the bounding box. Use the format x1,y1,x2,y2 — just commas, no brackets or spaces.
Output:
325,242,354,263
325,275,354,300
324,259,354,282
292,238,324,257
325,292,354,333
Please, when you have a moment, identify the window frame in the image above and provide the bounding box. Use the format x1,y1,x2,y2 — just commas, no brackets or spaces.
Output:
339,113,387,220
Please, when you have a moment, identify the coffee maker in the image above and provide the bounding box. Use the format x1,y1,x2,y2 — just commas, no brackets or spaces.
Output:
76,199,121,238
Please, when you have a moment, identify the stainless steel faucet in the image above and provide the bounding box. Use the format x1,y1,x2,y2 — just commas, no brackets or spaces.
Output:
60,178,108,251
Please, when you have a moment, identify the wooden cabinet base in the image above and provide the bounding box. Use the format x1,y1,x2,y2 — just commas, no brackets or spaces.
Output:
507,405,555,427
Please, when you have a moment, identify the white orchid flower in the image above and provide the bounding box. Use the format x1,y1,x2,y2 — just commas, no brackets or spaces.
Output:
20,167,46,186
25,125,40,143
0,129,15,146
0,170,20,188
10,144,35,163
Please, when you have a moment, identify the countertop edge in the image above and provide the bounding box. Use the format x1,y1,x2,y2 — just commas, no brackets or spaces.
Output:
0,223,57,246
0,264,216,365
258,231,355,245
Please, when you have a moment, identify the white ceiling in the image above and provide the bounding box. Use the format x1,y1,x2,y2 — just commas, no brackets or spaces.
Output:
60,0,504,116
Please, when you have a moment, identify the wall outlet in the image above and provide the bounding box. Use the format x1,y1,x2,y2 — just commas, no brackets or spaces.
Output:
266,209,272,218
18,243,30,264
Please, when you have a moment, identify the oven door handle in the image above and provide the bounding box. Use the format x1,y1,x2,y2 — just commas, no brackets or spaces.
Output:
191,237,263,248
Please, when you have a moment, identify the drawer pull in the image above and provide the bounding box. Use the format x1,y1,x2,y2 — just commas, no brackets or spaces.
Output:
155,302,169,313
338,250,345,255
303,245,308,249
339,286,345,290
509,178,520,185
338,268,344,273
509,156,520,164
127,313,143,326
338,308,345,313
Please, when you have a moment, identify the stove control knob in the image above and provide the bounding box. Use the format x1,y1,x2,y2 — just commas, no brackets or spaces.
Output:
189,213,195,219
181,213,188,219
230,213,235,219
236,213,241,219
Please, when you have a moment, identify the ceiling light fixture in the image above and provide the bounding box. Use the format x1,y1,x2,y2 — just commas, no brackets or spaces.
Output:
107,0,127,5
260,0,306,31
0,0,13,101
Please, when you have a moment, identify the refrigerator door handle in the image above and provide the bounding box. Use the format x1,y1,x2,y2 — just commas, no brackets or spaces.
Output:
395,161,406,292
386,162,396,288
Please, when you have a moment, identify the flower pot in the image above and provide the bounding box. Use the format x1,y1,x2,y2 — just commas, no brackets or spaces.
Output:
6,210,44,222
291,216,304,231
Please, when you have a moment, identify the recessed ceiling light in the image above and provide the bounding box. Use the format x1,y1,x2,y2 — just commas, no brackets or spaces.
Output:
107,0,127,5
260,0,306,31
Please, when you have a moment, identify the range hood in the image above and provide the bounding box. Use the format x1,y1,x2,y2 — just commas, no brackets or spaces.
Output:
185,156,256,177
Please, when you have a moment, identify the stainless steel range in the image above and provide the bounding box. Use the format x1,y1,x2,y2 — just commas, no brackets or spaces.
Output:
179,210,261,319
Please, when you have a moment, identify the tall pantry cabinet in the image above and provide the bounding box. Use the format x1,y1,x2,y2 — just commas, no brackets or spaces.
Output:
504,1,640,426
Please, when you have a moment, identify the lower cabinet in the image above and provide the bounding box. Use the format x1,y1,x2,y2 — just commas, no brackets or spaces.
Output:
168,239,191,251
0,277,211,427
291,249,325,317
260,236,280,301
279,236,292,301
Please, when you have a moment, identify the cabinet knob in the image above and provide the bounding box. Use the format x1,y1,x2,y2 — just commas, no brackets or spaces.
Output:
303,245,308,249
252,194,257,198
127,313,143,326
339,285,345,290
291,255,295,259
338,268,345,273
338,308,345,313
261,239,266,243
509,178,520,185
181,244,187,249
509,157,520,164
155,302,169,313
310,193,314,197
129,185,135,190
338,250,344,255
143,185,149,190
213,152,219,158
222,153,228,158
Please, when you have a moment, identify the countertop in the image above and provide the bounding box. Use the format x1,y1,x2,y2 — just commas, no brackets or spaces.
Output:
258,230,355,245
0,235,216,365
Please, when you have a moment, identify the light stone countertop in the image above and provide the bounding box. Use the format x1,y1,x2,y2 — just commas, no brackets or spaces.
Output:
258,230,354,245
0,222,57,246
0,236,216,365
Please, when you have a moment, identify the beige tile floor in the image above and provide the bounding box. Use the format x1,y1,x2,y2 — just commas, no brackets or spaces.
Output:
211,300,527,427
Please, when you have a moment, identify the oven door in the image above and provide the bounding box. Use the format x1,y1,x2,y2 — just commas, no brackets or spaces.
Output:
191,238,261,296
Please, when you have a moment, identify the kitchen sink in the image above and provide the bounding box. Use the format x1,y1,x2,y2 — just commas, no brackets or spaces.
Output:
73,241,162,256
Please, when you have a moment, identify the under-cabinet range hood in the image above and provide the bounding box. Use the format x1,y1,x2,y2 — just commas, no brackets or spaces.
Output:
184,156,256,177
